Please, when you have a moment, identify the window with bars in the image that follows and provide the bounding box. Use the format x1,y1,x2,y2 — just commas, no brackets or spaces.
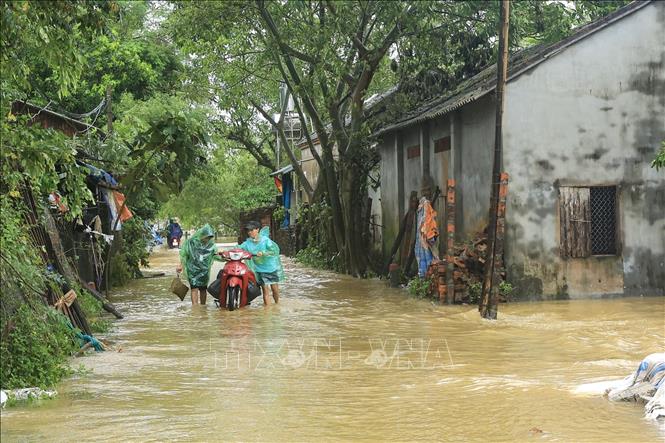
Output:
559,185,618,258
406,145,420,159
434,136,450,153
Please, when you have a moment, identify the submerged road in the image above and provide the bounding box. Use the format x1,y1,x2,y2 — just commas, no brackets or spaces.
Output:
1,247,664,442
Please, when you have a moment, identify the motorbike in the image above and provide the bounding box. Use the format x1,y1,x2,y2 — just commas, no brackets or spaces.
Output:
209,249,261,311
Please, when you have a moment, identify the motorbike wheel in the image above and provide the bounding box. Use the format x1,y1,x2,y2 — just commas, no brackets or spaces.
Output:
227,286,240,311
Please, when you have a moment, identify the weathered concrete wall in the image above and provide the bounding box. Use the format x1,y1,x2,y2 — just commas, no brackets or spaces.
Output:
368,168,383,253
379,134,399,253
378,100,496,256
504,2,665,298
429,115,451,242
403,126,421,203
458,94,496,237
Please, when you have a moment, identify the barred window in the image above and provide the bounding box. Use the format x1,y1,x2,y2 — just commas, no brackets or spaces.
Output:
559,185,618,258
590,186,617,255
406,145,420,159
434,136,450,153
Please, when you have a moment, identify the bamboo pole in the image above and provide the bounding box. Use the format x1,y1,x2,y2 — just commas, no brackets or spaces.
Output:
480,0,510,320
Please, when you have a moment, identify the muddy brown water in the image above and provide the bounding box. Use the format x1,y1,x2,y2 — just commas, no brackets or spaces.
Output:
1,247,664,442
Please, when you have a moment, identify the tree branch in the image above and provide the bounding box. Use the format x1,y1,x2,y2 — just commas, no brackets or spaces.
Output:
251,99,314,200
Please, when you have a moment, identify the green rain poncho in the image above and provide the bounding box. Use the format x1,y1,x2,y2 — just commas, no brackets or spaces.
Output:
179,224,219,287
238,226,284,283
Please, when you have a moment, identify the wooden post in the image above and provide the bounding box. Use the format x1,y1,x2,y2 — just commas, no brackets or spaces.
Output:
489,173,509,313
446,179,456,304
106,85,113,133
480,0,510,319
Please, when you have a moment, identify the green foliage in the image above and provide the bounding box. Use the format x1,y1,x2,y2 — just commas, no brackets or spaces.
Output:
111,93,211,200
407,277,433,299
1,115,94,220
500,281,514,300
74,289,110,334
652,142,665,171
43,32,183,115
0,199,49,299
294,246,329,270
272,206,286,226
1,0,117,99
468,282,482,304
0,304,78,389
160,149,275,230
467,280,514,304
294,201,345,272
109,217,150,286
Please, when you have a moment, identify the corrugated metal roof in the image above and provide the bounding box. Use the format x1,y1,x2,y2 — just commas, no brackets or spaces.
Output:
11,100,101,134
269,163,294,176
373,0,651,137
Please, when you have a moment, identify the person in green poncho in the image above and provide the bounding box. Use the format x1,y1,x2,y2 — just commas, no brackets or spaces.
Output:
238,221,284,305
176,224,220,305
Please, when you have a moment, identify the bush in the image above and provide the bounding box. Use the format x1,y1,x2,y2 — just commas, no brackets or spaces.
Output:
110,217,151,286
407,277,433,298
0,304,78,389
499,280,514,300
295,246,328,269
296,202,345,272
468,282,482,304
74,286,111,333
467,280,514,304
272,206,286,226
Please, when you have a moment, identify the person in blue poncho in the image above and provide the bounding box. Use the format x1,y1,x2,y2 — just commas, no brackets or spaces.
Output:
166,218,183,249
238,221,284,305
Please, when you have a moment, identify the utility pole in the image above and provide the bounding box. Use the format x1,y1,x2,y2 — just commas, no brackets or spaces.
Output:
479,0,510,320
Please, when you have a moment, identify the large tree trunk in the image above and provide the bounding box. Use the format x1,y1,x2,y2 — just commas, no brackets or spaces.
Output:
320,143,346,255
339,156,369,276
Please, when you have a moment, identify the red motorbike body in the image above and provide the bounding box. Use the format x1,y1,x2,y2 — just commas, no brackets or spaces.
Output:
218,249,257,309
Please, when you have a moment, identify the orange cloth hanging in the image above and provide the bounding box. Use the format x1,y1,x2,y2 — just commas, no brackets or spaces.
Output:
419,198,438,246
274,176,283,193
112,191,133,222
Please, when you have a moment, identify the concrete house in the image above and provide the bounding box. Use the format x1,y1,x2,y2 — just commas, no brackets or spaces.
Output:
373,1,664,298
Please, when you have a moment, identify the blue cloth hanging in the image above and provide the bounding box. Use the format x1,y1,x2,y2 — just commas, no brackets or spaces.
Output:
282,173,292,228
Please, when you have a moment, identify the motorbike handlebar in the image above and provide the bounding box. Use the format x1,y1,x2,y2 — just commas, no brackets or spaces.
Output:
218,251,256,259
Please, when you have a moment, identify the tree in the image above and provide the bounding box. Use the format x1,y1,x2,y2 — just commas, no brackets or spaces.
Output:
159,146,276,231
167,0,632,276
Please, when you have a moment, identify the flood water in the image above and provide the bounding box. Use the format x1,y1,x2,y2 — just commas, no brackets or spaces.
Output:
1,247,664,442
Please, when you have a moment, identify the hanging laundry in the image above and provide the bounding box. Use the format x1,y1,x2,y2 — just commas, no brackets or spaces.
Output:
101,188,122,230
281,173,292,228
112,191,133,222
415,196,439,278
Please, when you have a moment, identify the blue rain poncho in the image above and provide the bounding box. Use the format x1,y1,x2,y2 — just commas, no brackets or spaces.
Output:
238,226,284,283
179,224,219,287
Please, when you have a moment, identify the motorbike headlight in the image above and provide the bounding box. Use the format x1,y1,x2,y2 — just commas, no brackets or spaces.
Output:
229,252,243,260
